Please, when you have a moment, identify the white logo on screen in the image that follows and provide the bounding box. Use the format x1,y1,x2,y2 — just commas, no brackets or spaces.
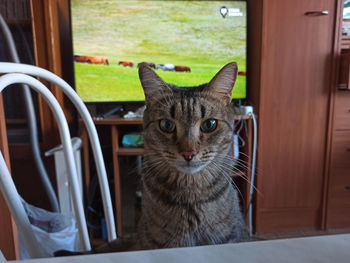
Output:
228,8,243,17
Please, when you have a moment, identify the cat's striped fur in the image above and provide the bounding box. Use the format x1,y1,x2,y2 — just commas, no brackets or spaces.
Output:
136,62,248,249
54,62,248,257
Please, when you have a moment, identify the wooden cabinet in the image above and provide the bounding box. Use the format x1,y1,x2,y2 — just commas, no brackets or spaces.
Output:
248,0,341,233
326,0,350,227
326,91,350,227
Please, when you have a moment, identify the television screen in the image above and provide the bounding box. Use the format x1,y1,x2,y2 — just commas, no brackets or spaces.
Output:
71,0,246,103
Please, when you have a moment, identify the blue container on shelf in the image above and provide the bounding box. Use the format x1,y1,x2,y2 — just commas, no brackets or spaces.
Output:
122,133,143,147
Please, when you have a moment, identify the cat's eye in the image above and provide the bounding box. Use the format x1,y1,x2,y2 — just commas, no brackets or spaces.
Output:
159,119,176,133
200,119,217,133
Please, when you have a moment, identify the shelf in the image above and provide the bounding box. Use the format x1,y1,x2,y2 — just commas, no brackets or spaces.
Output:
117,147,144,156
341,36,350,49
6,118,27,125
93,117,143,125
5,19,31,26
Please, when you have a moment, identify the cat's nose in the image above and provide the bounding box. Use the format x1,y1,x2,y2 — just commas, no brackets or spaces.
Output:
180,150,197,161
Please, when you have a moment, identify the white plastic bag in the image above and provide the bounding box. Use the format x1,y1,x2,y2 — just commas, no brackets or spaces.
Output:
19,199,80,259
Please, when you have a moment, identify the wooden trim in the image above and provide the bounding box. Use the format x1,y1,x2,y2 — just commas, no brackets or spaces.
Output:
45,0,63,79
321,0,345,230
57,0,75,88
111,125,123,236
82,128,90,194
4,19,31,25
247,0,263,233
117,147,144,156
0,95,10,168
0,95,20,260
94,118,144,126
30,0,56,148
30,0,64,149
6,119,27,125
247,0,263,114
0,198,19,260
56,0,77,131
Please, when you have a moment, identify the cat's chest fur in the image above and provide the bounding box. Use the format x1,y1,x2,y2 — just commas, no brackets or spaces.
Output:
137,168,247,249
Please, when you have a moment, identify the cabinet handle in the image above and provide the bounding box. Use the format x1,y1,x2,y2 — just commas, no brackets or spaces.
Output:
305,11,329,16
345,186,350,191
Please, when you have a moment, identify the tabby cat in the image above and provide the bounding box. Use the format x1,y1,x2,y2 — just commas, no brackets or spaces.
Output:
135,62,248,249
55,62,247,256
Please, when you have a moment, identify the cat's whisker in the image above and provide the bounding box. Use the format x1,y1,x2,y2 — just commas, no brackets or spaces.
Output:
215,154,251,174
201,152,253,187
213,156,249,174
221,159,249,174
208,162,245,203
215,152,249,164
211,160,260,194
234,151,264,175
236,151,250,159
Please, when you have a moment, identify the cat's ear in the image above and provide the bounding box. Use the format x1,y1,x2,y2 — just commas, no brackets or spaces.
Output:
205,62,238,105
138,63,170,104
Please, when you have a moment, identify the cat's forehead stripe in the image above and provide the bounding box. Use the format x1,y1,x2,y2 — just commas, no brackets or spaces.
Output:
169,96,202,122
154,91,222,122
201,105,206,119
170,105,175,119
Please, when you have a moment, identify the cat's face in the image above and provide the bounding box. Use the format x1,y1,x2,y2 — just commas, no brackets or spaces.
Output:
139,63,237,174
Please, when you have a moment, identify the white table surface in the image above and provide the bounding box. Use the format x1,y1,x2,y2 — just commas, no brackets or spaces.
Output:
7,233,350,262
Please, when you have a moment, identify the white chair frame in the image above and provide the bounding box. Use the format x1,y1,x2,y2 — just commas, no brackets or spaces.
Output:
0,62,117,258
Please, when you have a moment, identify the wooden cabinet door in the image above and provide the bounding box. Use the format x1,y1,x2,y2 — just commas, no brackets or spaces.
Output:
255,0,337,232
